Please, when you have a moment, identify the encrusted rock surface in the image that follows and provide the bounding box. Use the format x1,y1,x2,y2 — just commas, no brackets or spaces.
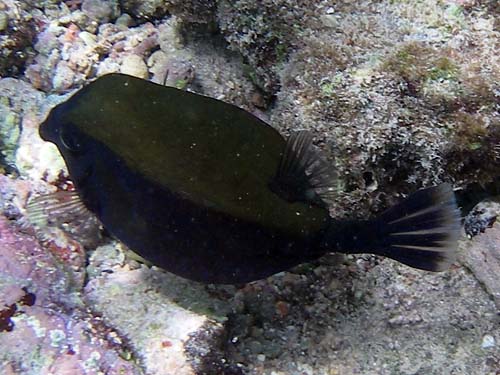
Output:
461,222,500,310
0,78,44,170
0,1,499,374
0,212,141,374
84,245,232,375
0,177,234,375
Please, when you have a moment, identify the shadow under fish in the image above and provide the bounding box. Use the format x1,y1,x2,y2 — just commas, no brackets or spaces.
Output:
30,73,462,284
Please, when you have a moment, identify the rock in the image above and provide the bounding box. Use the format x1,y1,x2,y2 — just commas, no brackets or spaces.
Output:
0,103,19,169
0,78,45,169
149,55,195,88
84,259,231,375
0,10,37,77
96,57,121,76
464,199,500,237
461,222,500,310
78,31,97,48
163,58,195,89
0,175,31,221
82,0,119,24
0,11,8,32
120,54,149,79
52,61,76,92
15,110,67,184
2,1,500,374
162,0,217,24
481,334,495,349
34,25,64,57
115,13,134,29
148,50,169,83
0,213,141,374
120,0,167,20
24,53,60,92
0,175,233,374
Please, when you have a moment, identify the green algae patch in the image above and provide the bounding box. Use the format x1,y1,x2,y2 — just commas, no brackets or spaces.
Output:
382,43,460,96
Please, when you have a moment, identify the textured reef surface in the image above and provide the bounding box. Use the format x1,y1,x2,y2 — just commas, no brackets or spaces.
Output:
0,0,499,374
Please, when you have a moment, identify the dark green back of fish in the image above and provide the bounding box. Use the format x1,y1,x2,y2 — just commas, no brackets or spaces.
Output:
40,73,331,283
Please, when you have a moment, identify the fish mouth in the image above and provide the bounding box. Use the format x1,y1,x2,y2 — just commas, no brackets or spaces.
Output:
38,120,50,142
39,104,65,143
38,113,59,143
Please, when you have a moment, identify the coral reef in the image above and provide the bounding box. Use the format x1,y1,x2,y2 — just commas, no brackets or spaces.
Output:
162,0,217,25
81,0,120,25
120,0,216,24
0,174,233,375
0,78,45,171
84,245,232,375
461,222,500,310
465,199,500,237
0,5,37,77
216,0,312,94
120,0,168,20
0,193,141,374
223,255,499,374
266,0,500,217
0,0,499,374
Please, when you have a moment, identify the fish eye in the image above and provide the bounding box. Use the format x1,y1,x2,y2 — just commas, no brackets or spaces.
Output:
59,124,85,154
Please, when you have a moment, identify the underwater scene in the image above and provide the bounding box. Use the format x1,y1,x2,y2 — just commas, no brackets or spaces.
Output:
0,0,499,374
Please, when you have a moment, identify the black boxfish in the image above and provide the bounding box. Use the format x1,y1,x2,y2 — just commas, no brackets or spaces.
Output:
32,73,461,284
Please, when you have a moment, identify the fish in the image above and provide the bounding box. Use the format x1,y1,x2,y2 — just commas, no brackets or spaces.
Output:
32,73,461,284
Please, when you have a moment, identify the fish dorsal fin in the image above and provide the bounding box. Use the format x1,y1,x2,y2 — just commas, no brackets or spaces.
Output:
271,131,339,207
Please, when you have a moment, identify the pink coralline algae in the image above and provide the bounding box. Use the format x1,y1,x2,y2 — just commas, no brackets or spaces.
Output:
0,213,141,374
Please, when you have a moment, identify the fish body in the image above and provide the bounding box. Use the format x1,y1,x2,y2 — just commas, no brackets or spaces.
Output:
37,73,461,284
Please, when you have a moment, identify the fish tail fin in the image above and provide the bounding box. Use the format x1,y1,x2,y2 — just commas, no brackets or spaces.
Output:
324,184,462,271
